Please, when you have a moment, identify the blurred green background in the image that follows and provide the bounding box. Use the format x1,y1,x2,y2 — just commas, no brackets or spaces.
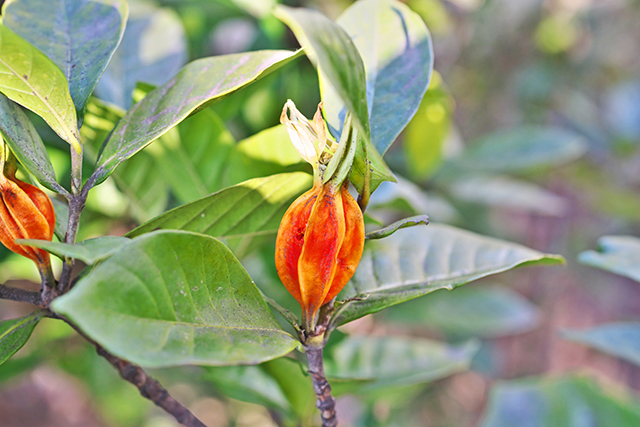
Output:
1,0,640,426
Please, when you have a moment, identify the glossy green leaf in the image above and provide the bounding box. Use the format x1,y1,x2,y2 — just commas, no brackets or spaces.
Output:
384,286,541,338
365,215,429,240
0,25,80,152
51,230,298,367
481,375,640,427
92,49,301,186
324,336,479,390
17,236,129,264
439,127,587,177
0,94,62,192
3,0,128,125
127,173,313,255
563,323,640,367
332,224,564,326
448,175,568,217
578,236,640,283
203,365,291,411
327,0,434,155
274,5,370,138
0,311,43,366
94,2,185,109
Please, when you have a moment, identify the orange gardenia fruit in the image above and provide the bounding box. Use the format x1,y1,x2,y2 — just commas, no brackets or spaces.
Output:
275,182,364,324
0,173,55,269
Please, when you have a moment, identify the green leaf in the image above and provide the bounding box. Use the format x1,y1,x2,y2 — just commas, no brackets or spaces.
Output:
383,286,541,338
578,236,640,283
365,215,429,240
274,5,370,138
439,127,587,177
0,311,43,366
324,336,479,390
92,49,301,186
481,375,640,427
3,0,129,125
448,175,568,217
17,236,130,264
562,323,640,367
0,94,62,192
127,173,313,256
261,357,316,419
203,365,291,411
349,127,396,196
51,230,298,367
332,223,564,326
94,2,186,109
328,0,435,155
0,25,81,152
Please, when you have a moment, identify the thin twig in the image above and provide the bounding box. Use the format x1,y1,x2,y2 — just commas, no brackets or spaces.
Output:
305,346,338,427
0,283,44,306
61,317,207,427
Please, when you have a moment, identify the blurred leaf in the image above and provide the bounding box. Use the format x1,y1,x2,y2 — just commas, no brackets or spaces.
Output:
369,176,460,223
94,2,186,109
0,94,62,192
404,72,453,179
440,127,587,177
222,124,305,188
563,323,640,367
0,25,81,151
0,311,43,366
330,0,434,155
578,236,640,283
324,335,479,390
604,81,640,141
149,109,235,203
18,236,129,264
384,286,541,338
0,352,40,383
52,230,298,367
93,49,301,186
3,0,128,125
127,173,312,255
448,175,568,217
261,357,316,420
50,197,68,241
204,364,291,411
365,215,429,240
481,375,640,427
333,224,564,326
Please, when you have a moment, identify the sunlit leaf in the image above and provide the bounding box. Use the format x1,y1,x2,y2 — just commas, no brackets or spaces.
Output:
0,25,80,151
92,49,301,186
578,236,640,283
52,230,299,367
332,224,564,326
3,0,128,125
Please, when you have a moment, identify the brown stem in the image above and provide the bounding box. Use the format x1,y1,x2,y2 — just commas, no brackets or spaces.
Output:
305,346,338,427
62,319,207,427
0,283,44,306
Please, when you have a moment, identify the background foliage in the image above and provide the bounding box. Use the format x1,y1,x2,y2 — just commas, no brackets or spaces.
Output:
1,0,640,426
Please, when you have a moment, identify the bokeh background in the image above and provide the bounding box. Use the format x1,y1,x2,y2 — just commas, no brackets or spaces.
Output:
1,0,640,426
